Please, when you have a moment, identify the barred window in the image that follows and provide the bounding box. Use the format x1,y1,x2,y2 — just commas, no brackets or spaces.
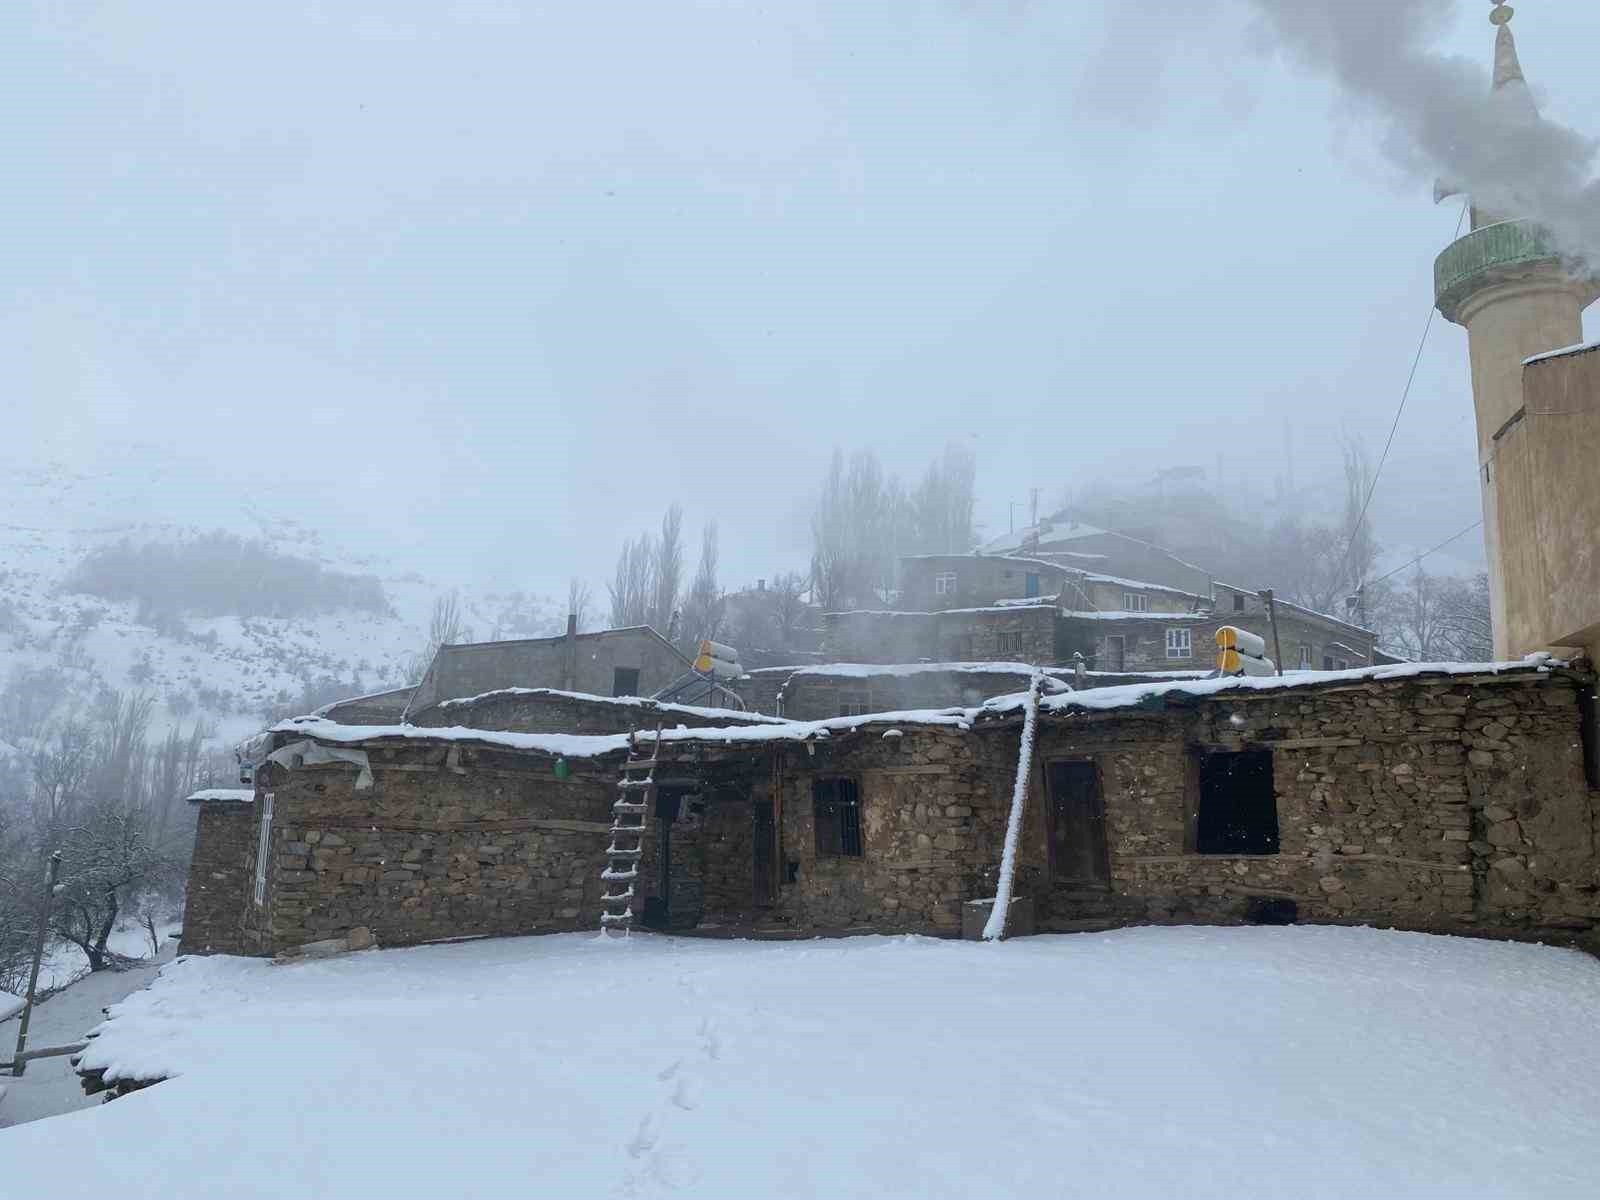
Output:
1165,627,1192,659
813,777,862,858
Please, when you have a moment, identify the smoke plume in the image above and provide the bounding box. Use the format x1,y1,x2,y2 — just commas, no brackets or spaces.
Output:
1240,0,1600,263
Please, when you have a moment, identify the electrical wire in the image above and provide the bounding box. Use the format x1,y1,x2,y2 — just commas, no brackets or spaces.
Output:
1367,519,1484,587
1334,202,1471,593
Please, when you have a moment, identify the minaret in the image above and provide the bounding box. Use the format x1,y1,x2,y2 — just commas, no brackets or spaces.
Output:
1433,3,1599,658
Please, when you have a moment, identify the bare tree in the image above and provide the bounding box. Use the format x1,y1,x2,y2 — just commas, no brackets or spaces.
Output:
912,443,978,555
608,532,657,628
567,577,594,632
809,449,914,610
1374,569,1494,662
53,794,178,972
678,523,724,653
407,592,468,683
652,504,684,636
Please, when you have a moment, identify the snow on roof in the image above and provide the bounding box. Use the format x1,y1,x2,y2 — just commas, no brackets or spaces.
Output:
432,686,788,724
1211,582,1372,635
781,661,1050,679
1524,338,1600,366
271,706,974,760
185,788,255,804
824,603,1057,618
1060,610,1211,622
312,686,415,717
981,656,1560,719
980,519,1112,556
1070,572,1209,601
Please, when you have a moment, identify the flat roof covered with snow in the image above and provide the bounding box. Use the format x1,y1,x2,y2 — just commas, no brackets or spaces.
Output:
184,788,255,804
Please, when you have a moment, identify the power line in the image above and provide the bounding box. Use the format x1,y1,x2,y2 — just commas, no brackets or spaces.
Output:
1367,519,1484,587
1333,202,1470,592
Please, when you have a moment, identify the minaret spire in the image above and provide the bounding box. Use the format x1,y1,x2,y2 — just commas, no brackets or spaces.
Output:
1489,4,1537,115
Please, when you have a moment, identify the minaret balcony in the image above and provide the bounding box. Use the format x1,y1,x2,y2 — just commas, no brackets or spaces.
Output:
1434,218,1583,322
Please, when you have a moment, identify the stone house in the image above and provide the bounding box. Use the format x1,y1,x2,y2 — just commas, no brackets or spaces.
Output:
404,622,691,716
633,660,1599,941
185,659,1600,955
980,520,1216,597
898,555,1076,611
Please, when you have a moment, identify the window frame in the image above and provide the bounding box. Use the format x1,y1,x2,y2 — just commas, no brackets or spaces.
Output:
1122,591,1150,613
1298,644,1312,670
934,572,958,596
995,630,1024,657
253,791,275,907
1165,627,1192,660
812,776,863,859
612,666,641,697
837,691,873,718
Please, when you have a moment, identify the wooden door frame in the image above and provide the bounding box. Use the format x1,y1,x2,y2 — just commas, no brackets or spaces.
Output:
1043,755,1111,889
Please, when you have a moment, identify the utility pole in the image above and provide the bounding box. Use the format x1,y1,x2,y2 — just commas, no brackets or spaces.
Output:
13,851,62,1077
1260,589,1286,677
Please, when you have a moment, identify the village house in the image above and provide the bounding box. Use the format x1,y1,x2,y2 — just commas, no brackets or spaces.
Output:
182,658,1600,957
824,561,1376,674
732,661,1072,720
403,620,692,716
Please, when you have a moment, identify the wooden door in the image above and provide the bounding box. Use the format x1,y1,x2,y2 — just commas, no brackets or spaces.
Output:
1047,761,1110,887
753,796,777,907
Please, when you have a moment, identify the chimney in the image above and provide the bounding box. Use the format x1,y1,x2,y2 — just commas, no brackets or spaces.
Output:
562,613,577,691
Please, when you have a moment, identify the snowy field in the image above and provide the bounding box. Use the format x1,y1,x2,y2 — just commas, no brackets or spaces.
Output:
5,927,1600,1198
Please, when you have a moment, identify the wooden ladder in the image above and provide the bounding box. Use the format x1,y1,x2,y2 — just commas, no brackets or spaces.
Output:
599,722,661,936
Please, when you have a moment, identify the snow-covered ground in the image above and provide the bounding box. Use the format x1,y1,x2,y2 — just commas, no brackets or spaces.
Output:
5,927,1600,1197
0,946,175,1129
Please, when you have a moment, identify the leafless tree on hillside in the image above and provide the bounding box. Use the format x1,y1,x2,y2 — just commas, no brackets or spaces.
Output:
407,591,468,683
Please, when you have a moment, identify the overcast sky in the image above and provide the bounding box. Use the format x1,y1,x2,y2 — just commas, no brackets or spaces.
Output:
7,1,1598,596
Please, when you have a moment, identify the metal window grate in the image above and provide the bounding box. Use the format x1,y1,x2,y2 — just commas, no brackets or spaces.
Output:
253,792,275,906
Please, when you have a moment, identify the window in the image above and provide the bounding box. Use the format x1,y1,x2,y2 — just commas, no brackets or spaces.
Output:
813,778,862,857
1165,627,1192,659
1123,591,1149,613
1195,751,1278,855
253,791,275,906
934,572,958,595
1298,644,1312,670
1321,655,1350,672
1025,572,1041,598
612,667,640,696
1232,593,1246,612
837,692,872,718
996,631,1023,656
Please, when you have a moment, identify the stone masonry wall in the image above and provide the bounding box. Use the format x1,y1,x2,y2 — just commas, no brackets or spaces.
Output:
178,800,256,955
684,728,1011,934
823,607,1058,666
1009,672,1597,937
734,668,1048,720
249,742,621,954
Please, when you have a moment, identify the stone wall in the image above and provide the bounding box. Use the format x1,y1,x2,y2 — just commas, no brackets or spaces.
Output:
1005,671,1597,938
823,606,1058,665
1060,608,1376,673
245,740,622,954
408,628,689,712
178,799,257,955
413,688,774,736
734,666,1054,720
676,727,1010,935
898,555,1071,612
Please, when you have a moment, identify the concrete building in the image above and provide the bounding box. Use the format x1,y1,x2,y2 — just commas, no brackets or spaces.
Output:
1434,5,1600,660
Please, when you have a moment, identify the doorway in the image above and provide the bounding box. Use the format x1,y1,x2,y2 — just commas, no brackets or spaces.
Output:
1047,760,1110,887
753,795,778,907
1105,635,1126,672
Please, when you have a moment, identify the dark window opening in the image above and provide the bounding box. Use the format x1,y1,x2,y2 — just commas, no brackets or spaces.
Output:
612,667,641,697
1196,750,1278,855
813,777,862,858
1579,688,1599,790
996,631,1023,656
1233,593,1246,612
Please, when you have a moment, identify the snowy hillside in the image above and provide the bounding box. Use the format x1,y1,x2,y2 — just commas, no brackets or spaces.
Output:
0,444,559,750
